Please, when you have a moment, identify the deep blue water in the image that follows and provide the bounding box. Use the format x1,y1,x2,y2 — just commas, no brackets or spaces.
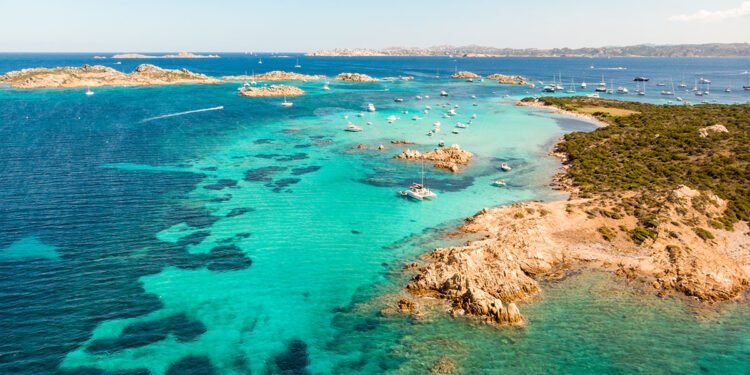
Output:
1,54,749,375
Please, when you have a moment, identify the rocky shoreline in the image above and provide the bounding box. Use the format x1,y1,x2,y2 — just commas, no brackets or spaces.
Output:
0,64,223,88
334,73,379,82
400,102,750,327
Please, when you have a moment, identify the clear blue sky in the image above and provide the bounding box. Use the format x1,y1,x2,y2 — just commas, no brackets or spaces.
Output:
2,0,749,52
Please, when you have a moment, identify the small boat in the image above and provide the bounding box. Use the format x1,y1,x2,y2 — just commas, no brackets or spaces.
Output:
427,131,434,136
434,121,441,126
725,88,732,93
367,103,376,112
656,82,666,87
387,115,397,123
493,179,506,187
699,78,711,84
416,95,422,100
452,129,459,134
542,85,555,92
661,90,673,95
294,57,301,68
394,98,404,102
367,121,372,125
258,58,263,64
633,76,649,82
281,96,293,107
412,116,422,120
425,105,432,110
440,91,449,96
85,88,94,96
471,95,477,99
744,85,750,91
322,82,330,90
345,123,363,132
439,140,445,147
501,162,512,171
581,82,587,88
456,122,467,128
467,78,474,82
585,93,600,98
676,97,683,101
471,114,477,119
447,109,457,116
473,103,478,106
617,87,629,94
357,112,364,117
595,86,607,92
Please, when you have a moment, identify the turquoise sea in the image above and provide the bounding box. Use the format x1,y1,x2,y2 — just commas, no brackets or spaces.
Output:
1,54,749,374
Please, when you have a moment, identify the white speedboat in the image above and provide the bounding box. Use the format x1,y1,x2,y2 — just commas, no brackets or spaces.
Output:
367,103,376,112
473,103,478,106
322,83,330,90
416,95,422,100
471,95,476,99
585,93,600,98
433,121,441,127
387,115,397,123
394,98,404,102
581,82,587,88
85,88,94,96
452,129,459,134
440,91,449,96
447,109,457,116
345,123,363,132
542,86,555,92
456,122,467,128
471,114,477,119
357,112,364,117
281,96,293,107
493,179,506,187
439,140,445,147
617,87,629,94
425,105,432,110
501,162,512,171
412,116,422,120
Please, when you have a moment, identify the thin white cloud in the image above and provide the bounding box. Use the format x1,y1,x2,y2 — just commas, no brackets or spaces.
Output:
669,1,750,22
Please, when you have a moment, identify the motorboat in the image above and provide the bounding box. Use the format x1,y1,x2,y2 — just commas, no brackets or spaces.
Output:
493,179,506,187
585,93,600,98
416,95,422,100
501,162,512,171
345,123,363,132
357,112,364,117
447,109,457,116
386,115,397,123
471,95,477,99
581,82,587,89
394,98,404,102
471,114,477,119
440,91,449,96
452,129,459,134
439,140,445,147
434,121,441,127
456,122,467,128
542,85,555,92
617,87,629,94
633,77,649,82
412,116,422,120
367,103,376,112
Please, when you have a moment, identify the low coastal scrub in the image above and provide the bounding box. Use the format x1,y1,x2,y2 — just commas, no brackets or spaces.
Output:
539,97,750,229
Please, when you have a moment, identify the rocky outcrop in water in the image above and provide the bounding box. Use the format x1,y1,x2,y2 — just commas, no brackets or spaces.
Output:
450,71,481,79
223,71,322,81
238,85,306,97
0,64,223,88
111,52,220,58
485,73,529,85
394,144,473,172
334,73,379,82
405,185,750,325
381,76,414,80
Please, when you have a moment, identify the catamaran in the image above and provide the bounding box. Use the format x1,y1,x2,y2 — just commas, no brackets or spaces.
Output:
399,157,437,201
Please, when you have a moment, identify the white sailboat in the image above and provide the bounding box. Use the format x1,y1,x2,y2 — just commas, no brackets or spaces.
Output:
281,96,293,107
294,57,301,68
85,87,94,96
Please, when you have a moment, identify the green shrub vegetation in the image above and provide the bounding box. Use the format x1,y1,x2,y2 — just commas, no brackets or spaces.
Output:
535,97,749,229
598,226,616,241
693,227,715,241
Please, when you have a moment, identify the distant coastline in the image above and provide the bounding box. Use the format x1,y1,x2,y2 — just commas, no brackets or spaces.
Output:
111,51,220,59
306,43,750,57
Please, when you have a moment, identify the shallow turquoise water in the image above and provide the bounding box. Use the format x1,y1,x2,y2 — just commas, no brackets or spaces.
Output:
2,55,749,374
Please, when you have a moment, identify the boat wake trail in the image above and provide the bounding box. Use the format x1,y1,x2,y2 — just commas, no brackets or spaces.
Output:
140,106,224,123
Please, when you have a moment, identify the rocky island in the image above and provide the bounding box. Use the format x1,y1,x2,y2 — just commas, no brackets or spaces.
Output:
223,71,322,81
334,73,379,82
394,144,473,172
238,85,306,97
404,97,750,325
485,73,529,85
0,64,223,88
111,52,220,58
450,71,481,79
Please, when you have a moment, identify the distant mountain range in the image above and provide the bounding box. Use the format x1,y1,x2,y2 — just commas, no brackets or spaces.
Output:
306,43,750,57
